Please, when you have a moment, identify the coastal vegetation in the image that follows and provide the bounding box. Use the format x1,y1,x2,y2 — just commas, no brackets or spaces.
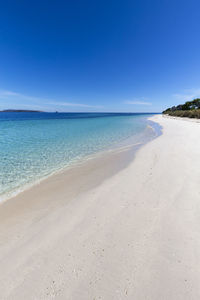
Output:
163,98,200,119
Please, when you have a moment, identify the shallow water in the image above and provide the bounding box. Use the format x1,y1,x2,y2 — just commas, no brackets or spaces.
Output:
0,112,159,200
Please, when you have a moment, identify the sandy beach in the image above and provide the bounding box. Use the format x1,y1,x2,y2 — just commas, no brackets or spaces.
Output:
0,114,200,299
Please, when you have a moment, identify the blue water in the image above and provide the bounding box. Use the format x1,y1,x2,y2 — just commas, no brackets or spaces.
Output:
0,112,158,200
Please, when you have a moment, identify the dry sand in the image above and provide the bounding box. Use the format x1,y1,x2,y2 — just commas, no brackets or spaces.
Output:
0,114,200,299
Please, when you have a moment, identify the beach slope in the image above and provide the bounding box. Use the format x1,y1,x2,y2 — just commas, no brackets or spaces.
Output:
0,115,200,299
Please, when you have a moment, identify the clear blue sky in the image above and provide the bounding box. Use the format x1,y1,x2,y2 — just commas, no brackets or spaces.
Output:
0,0,200,112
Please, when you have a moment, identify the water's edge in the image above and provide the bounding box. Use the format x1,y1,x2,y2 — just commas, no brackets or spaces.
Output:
0,117,162,203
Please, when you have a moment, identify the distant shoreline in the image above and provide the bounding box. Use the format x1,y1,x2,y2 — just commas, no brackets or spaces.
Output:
0,109,43,113
162,113,200,123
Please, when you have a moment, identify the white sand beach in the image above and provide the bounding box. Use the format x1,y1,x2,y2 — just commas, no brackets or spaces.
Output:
1,114,200,299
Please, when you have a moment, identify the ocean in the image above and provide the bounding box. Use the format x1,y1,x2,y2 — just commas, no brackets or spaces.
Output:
0,112,160,201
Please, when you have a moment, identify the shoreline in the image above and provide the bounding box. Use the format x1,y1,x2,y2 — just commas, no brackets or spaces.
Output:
1,114,200,299
0,116,161,203
0,117,161,233
162,113,200,123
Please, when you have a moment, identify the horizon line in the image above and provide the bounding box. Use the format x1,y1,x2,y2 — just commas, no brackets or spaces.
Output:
0,109,161,114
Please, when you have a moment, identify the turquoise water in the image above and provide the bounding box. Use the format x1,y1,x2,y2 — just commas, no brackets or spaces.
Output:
0,112,158,200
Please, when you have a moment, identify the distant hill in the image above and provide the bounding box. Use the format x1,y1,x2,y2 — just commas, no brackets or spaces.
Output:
0,109,43,113
163,98,200,119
